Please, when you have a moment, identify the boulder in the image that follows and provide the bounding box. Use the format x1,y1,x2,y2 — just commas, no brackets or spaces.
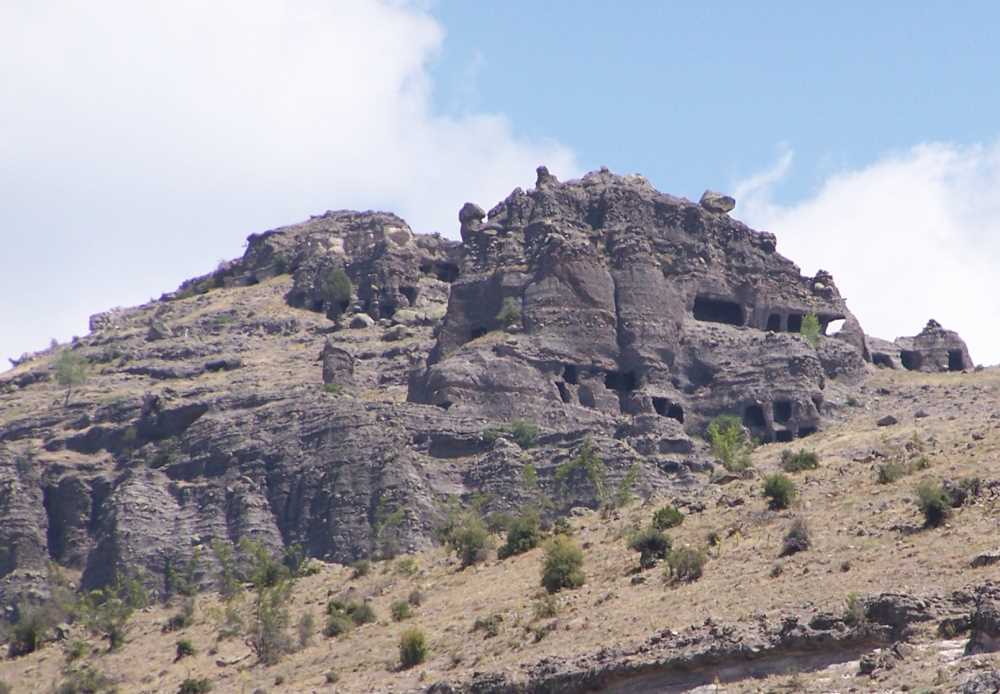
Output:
349,313,375,329
699,190,736,214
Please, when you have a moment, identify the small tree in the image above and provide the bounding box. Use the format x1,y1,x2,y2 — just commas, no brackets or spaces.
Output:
763,474,797,510
497,511,541,559
240,539,295,665
496,297,522,328
628,527,671,569
444,512,492,567
78,574,148,651
320,266,352,318
541,536,585,593
800,313,821,347
7,604,51,657
555,438,608,505
54,349,88,407
665,547,707,582
706,415,753,472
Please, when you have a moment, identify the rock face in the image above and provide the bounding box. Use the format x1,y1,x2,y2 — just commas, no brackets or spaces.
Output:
0,167,883,613
411,167,867,443
869,319,974,372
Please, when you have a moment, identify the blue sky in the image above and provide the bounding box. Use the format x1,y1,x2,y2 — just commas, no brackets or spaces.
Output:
1,1,998,368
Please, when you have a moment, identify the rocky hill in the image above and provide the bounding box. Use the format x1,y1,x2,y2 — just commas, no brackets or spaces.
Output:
0,167,990,693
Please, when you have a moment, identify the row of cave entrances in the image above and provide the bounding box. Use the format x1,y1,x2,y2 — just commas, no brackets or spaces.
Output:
872,349,965,372
555,364,685,423
692,295,837,335
742,401,816,442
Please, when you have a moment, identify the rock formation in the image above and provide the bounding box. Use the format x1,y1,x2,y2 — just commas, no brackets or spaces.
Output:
869,319,974,372
0,167,974,616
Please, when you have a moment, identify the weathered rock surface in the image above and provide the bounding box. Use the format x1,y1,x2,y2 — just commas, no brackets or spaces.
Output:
0,166,946,615
869,318,974,372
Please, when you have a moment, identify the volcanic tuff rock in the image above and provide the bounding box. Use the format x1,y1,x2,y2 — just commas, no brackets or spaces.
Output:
0,166,963,616
869,318,975,372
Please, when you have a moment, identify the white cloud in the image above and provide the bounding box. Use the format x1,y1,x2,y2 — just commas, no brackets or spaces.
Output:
0,0,577,368
735,142,1000,365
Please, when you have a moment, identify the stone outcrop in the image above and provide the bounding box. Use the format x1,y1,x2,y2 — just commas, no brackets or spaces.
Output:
0,166,970,616
869,319,974,372
411,167,867,444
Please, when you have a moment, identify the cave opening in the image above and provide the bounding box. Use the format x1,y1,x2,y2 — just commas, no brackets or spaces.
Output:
743,404,766,428
798,426,817,438
766,314,782,332
900,350,922,371
652,397,685,423
563,364,579,385
469,326,489,340
434,261,460,283
775,430,794,443
693,295,744,326
399,286,418,306
872,353,894,368
948,350,964,372
787,314,803,333
556,382,572,403
773,400,792,423
605,370,638,392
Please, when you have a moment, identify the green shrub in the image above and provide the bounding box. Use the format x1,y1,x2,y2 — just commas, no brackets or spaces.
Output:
533,594,559,619
78,573,148,651
347,601,376,626
7,605,50,657
553,516,573,536
763,473,796,510
395,556,419,576
780,517,811,556
472,613,503,638
844,592,866,626
298,611,316,648
665,546,707,582
325,671,339,684
652,505,684,530
916,479,950,527
407,589,423,607
163,596,195,633
877,461,907,484
350,559,371,579
483,420,539,449
706,415,753,472
239,539,295,665
399,627,429,669
323,383,343,396
178,678,213,694
497,511,541,559
496,297,522,328
628,527,672,569
175,638,196,659
320,266,352,317
613,463,641,509
554,438,608,504
800,313,821,347
54,666,114,694
541,535,586,593
391,600,412,622
323,610,353,638
64,639,89,662
781,449,819,472
444,512,492,567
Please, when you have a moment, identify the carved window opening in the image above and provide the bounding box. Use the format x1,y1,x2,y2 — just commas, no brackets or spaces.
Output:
900,350,922,371
693,295,744,326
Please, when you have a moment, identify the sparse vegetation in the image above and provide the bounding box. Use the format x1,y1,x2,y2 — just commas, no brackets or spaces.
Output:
78,573,149,651
298,611,316,648
781,449,819,472
54,665,115,694
496,297,522,328
441,509,493,567
877,461,907,484
7,604,51,657
706,415,753,472
763,473,797,510
916,479,951,527
533,594,559,619
407,589,423,607
844,592,866,626
399,627,429,669
175,638,196,659
800,312,821,347
780,517,811,556
541,535,586,593
178,677,213,694
628,526,672,569
483,419,539,449
54,349,88,406
323,383,343,396
391,600,413,622
497,510,541,559
472,613,503,638
652,505,684,530
665,546,707,583
350,559,371,579
555,438,608,505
